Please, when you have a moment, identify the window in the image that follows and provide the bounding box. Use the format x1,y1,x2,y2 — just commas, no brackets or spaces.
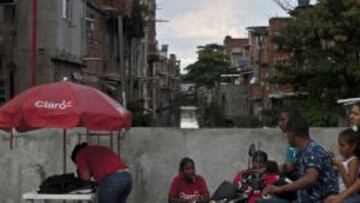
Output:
106,18,119,54
9,70,14,98
62,0,72,20
3,5,16,23
0,64,6,104
85,14,96,44
232,53,243,66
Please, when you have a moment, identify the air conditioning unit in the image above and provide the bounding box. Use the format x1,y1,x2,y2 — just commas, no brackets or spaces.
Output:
0,0,16,5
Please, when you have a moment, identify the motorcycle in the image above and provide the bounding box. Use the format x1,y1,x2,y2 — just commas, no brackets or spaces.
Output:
209,143,296,203
209,169,265,203
209,180,248,203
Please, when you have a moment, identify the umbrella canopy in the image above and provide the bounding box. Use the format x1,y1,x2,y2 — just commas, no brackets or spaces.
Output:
0,80,131,132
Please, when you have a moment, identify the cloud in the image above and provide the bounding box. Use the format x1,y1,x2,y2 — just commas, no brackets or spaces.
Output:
165,0,248,39
156,0,289,69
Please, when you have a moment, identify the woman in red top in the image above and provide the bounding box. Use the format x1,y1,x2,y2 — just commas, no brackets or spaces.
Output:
71,143,132,203
169,157,210,203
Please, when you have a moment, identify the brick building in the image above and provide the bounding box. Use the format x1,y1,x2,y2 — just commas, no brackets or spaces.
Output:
0,0,180,126
220,17,294,123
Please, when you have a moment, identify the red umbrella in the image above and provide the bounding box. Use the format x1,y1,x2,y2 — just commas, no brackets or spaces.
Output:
0,80,131,131
0,80,132,171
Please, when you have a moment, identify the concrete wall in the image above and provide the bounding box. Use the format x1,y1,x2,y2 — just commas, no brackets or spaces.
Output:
217,84,249,119
54,0,84,64
0,128,341,203
38,0,84,84
7,0,84,92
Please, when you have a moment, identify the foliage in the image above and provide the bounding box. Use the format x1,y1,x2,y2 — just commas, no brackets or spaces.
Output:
261,98,338,127
292,98,338,127
127,101,152,127
233,115,262,128
202,103,227,127
271,0,360,121
184,44,233,88
261,109,282,127
124,0,148,38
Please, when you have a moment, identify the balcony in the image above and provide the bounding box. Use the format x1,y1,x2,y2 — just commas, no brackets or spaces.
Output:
0,0,15,5
92,0,133,16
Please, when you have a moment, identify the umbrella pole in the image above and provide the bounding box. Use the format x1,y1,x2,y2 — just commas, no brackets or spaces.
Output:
63,129,67,173
110,131,114,151
10,129,13,150
86,129,91,144
117,130,127,156
117,131,121,156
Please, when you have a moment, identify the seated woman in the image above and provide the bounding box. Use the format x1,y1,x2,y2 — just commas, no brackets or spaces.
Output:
168,157,210,203
233,150,279,203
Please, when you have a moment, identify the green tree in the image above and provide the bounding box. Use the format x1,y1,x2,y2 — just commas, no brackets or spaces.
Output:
183,44,233,127
184,44,233,88
271,0,360,126
127,101,152,127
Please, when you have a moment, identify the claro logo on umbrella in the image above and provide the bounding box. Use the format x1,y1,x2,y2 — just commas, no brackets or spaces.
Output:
34,100,72,110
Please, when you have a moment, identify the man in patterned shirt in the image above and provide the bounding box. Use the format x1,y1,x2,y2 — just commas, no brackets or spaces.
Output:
259,114,339,203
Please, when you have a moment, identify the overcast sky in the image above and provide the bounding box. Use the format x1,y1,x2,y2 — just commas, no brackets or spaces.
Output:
156,0,291,70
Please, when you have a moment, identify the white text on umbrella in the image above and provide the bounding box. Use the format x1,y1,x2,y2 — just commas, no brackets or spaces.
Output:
34,100,72,110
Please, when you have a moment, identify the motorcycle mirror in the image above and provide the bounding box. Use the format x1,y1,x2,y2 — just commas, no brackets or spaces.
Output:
248,143,256,157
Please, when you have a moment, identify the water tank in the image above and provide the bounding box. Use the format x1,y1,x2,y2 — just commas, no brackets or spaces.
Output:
298,0,310,7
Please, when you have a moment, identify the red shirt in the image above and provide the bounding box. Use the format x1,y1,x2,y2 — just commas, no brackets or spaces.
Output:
233,169,279,203
75,145,128,182
169,174,209,201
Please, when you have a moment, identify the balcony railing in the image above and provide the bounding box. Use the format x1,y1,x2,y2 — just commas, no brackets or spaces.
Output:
91,0,132,15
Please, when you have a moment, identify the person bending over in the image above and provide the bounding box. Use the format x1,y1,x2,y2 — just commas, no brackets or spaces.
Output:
71,143,132,203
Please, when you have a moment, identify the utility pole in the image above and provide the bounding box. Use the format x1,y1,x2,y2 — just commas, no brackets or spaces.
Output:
248,27,268,123
31,0,37,87
258,35,264,115
118,16,127,108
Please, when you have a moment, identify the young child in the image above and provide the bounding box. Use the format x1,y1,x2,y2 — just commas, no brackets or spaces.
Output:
233,150,279,203
333,128,360,192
